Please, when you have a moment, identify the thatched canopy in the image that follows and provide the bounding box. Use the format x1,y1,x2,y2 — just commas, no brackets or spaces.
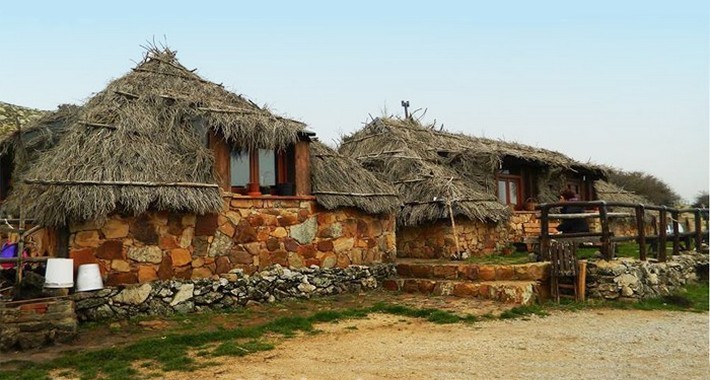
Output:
3,48,307,226
0,102,47,142
339,117,604,226
594,180,651,205
310,141,400,214
339,117,510,226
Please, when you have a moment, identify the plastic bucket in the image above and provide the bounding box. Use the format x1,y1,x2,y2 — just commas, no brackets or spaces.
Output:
76,263,104,292
44,258,74,288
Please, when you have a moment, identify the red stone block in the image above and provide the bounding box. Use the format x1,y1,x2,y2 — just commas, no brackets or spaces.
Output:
297,245,317,259
70,248,98,270
395,263,412,277
157,256,173,280
283,238,300,252
432,265,458,279
233,220,257,243
266,237,281,251
271,250,288,266
316,240,334,252
409,264,433,279
105,272,138,286
478,265,496,281
418,280,436,294
381,279,400,291
402,280,421,293
195,213,219,236
95,240,123,260
278,213,299,227
159,235,179,250
215,256,231,274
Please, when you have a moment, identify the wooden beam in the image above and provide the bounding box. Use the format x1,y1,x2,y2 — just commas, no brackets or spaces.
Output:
208,130,230,191
294,141,311,196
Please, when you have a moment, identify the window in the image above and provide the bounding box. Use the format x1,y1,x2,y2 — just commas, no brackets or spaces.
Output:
230,150,249,187
497,174,522,209
229,148,292,195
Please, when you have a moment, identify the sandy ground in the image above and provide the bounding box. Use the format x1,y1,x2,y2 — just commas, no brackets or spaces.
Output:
164,309,709,380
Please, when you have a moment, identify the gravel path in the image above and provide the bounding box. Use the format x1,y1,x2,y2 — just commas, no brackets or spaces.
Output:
166,309,708,380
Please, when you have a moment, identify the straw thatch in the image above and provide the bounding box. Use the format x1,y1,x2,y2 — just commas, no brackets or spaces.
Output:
0,102,47,141
339,117,604,226
3,48,307,226
310,141,400,214
594,180,651,205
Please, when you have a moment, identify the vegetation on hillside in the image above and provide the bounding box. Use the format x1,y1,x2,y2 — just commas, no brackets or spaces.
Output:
606,168,681,206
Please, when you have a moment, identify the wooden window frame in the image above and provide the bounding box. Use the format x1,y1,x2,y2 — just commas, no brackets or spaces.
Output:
497,174,523,210
209,129,310,197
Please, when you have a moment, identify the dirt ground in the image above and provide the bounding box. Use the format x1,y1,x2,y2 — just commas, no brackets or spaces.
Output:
167,309,709,380
3,293,708,379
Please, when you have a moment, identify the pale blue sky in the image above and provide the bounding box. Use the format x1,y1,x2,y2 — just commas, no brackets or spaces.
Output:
1,1,707,202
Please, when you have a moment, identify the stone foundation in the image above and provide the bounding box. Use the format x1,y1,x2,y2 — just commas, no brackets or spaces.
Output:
68,195,396,285
72,263,395,321
586,252,708,300
397,218,508,259
0,299,77,351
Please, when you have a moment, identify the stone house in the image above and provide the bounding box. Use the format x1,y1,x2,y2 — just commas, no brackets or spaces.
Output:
0,48,400,286
338,116,605,258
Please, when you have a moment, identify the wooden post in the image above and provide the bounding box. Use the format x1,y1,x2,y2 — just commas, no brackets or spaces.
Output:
577,260,587,302
636,205,647,261
599,202,611,260
247,149,261,196
671,209,680,256
694,209,704,251
294,141,311,196
540,205,550,261
658,207,667,262
208,130,231,192
446,199,462,259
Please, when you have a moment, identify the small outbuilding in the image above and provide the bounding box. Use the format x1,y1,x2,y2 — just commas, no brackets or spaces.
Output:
339,116,605,258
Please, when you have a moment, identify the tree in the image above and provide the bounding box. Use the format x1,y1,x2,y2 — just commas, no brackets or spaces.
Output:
606,169,682,206
692,191,709,208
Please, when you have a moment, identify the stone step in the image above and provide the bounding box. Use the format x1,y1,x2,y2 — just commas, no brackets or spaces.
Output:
382,278,543,305
395,260,550,282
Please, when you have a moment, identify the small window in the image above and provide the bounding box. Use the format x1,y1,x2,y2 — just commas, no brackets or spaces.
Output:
228,147,294,195
498,174,522,209
258,149,276,187
230,150,249,187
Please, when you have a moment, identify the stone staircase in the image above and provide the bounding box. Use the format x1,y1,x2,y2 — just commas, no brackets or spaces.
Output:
383,258,551,305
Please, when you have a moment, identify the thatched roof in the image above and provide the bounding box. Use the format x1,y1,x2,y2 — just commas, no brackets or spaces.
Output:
3,48,307,226
339,117,510,226
594,180,651,205
0,102,47,141
310,141,400,214
339,117,605,226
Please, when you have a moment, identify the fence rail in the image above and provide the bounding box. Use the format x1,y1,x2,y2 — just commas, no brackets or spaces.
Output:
536,201,709,262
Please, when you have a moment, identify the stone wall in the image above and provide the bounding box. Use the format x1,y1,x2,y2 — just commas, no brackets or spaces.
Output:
0,299,77,351
69,195,396,286
72,263,395,322
397,218,507,259
586,253,708,300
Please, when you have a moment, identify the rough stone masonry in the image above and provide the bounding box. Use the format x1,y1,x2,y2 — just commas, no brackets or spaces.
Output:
73,263,395,322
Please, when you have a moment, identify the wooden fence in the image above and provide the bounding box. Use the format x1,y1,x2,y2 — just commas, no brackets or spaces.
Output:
537,201,709,261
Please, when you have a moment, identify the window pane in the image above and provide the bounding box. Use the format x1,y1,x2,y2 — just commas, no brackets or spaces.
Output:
509,181,518,205
259,149,276,187
497,180,507,204
230,150,249,187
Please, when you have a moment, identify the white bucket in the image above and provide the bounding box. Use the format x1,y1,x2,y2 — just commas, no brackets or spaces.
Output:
44,258,74,288
76,263,104,292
